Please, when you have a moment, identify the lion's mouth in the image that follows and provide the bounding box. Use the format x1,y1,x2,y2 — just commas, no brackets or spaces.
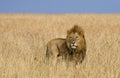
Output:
71,44,78,49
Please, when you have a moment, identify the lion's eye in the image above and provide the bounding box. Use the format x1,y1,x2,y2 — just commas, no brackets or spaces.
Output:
69,37,72,39
76,36,79,39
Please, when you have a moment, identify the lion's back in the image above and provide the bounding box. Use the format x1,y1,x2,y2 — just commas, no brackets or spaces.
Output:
46,38,66,59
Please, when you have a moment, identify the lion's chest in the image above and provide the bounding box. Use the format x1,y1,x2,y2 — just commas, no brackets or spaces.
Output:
59,48,83,62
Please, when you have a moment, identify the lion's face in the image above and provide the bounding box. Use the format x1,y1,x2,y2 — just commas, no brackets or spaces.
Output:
66,32,85,50
66,25,85,51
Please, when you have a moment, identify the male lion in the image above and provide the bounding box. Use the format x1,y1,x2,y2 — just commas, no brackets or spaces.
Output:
46,25,86,65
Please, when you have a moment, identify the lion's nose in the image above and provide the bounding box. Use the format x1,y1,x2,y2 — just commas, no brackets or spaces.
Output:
72,40,75,44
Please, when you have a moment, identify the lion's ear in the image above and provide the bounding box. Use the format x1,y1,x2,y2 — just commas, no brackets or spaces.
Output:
80,29,85,35
78,27,85,35
67,30,70,35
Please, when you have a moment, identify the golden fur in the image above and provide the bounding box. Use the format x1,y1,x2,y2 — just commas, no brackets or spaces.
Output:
46,25,86,65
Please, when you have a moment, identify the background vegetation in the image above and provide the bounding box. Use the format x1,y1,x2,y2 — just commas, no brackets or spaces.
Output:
0,14,120,78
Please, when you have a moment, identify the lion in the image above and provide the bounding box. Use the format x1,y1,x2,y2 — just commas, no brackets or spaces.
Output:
46,25,86,65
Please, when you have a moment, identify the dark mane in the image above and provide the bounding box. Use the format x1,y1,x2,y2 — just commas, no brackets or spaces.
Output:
67,25,84,35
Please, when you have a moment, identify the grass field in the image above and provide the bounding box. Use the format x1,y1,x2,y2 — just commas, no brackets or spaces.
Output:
0,14,120,78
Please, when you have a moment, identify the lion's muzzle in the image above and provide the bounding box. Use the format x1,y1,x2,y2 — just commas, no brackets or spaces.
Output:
70,41,78,49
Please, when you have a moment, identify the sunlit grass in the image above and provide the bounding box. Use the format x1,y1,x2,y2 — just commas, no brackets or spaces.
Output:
0,14,120,78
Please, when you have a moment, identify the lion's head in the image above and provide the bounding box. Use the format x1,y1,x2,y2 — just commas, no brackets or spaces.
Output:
66,25,86,51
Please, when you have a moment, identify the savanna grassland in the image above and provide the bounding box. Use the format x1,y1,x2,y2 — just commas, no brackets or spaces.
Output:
0,14,120,78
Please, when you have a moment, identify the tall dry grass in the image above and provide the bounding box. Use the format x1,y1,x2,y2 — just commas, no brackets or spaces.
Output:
0,14,120,78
